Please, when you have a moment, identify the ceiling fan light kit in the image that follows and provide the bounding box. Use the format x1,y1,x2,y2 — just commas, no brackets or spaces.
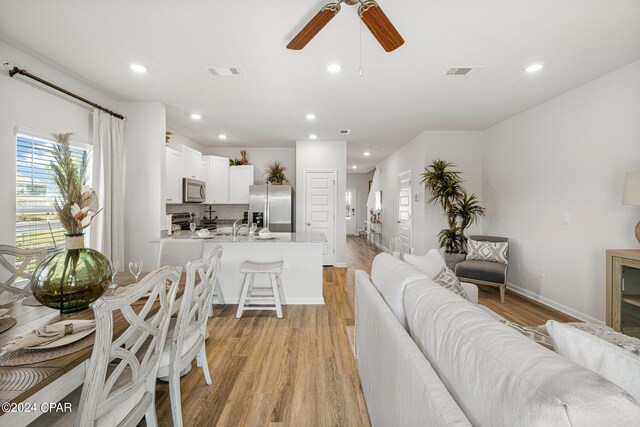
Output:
287,0,404,53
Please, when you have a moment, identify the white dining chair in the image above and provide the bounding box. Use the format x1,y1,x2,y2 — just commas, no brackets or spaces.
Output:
158,239,225,313
31,266,181,427
157,245,223,427
0,244,44,304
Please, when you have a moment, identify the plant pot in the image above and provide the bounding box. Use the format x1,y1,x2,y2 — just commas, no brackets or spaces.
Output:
32,234,112,314
444,252,466,270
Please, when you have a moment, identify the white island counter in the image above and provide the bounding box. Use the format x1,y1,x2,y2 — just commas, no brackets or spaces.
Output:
154,232,327,305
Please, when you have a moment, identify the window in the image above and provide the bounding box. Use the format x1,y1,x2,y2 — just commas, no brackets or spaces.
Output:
16,134,90,253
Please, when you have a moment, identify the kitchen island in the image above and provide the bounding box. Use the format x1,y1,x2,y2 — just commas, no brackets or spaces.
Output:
154,231,327,304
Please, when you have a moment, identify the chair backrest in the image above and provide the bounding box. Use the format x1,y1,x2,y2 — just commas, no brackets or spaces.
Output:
469,235,509,260
171,246,223,365
157,239,204,269
76,266,181,426
0,245,44,300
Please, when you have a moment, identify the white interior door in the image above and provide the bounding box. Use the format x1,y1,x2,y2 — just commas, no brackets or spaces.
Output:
305,171,336,265
398,170,412,255
346,186,357,235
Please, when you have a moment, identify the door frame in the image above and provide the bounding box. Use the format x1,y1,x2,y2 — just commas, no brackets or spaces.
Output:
398,169,412,255
303,169,338,266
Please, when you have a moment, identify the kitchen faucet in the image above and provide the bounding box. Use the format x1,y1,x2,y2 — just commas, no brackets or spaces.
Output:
233,218,249,237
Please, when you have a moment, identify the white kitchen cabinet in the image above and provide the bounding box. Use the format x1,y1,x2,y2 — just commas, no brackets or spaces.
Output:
165,147,183,204
182,146,203,180
204,155,230,204
229,165,254,204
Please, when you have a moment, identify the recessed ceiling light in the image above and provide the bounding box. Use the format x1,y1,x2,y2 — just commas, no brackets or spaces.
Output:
525,63,544,73
130,63,148,73
306,113,316,120
218,134,227,140
363,151,370,156
352,165,357,169
190,113,202,120
327,63,342,74
309,134,317,140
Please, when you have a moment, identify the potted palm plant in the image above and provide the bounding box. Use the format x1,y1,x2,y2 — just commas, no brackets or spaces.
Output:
265,161,288,185
420,159,486,268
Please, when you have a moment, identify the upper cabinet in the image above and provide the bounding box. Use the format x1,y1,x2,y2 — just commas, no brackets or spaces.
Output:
229,165,254,204
182,146,204,181
204,155,230,204
165,147,183,204
165,145,255,205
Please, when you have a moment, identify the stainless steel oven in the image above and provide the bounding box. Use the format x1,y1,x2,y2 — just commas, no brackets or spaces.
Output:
183,178,206,203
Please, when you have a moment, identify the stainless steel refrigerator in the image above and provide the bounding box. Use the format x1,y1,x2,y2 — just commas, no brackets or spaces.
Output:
248,185,293,232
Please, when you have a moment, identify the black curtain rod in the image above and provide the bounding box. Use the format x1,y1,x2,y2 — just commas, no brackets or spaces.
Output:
8,66,125,120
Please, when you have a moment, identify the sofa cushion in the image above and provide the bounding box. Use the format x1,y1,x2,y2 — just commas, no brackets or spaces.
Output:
434,268,469,300
370,253,427,329
404,249,447,279
404,280,640,426
546,320,640,404
467,239,508,264
456,259,506,283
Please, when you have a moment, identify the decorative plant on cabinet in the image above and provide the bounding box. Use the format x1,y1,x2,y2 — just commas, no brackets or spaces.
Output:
31,133,111,314
265,161,288,185
420,159,485,267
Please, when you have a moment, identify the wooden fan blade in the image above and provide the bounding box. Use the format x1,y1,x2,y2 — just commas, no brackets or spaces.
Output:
359,1,404,52
287,3,341,50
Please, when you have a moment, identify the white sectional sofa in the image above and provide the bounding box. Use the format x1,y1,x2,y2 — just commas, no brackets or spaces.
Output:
355,253,640,426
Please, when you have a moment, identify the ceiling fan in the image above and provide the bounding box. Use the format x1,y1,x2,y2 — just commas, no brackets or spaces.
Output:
287,0,404,53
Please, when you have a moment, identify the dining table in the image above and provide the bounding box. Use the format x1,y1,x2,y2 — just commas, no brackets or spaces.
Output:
0,271,185,425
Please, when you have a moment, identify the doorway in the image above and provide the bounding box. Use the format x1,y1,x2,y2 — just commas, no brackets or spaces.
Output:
398,170,412,255
304,171,336,265
346,186,357,236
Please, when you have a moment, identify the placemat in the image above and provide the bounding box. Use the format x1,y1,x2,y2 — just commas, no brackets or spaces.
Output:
0,333,95,367
21,295,43,307
0,317,17,334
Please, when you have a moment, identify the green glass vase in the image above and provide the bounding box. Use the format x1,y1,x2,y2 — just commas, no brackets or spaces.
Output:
32,234,112,314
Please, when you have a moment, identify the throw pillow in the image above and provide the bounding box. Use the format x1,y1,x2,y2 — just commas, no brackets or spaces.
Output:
467,239,508,264
500,320,554,350
404,249,446,279
434,268,469,300
546,320,640,403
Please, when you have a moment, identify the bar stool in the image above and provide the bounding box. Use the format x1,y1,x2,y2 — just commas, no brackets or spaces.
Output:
236,260,285,318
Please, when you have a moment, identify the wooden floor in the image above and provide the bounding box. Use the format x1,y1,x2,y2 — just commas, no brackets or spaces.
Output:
154,236,575,426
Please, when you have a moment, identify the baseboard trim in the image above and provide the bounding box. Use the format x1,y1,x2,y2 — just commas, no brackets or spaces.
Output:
334,262,348,268
219,297,325,305
507,282,603,325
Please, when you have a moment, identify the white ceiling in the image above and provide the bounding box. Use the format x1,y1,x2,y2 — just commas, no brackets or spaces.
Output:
1,0,639,172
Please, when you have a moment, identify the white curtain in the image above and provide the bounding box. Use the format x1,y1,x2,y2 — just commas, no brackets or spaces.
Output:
91,109,125,262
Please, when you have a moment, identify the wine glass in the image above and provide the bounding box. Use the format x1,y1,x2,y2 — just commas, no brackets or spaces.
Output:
128,260,143,283
250,222,257,236
109,259,120,294
189,222,197,236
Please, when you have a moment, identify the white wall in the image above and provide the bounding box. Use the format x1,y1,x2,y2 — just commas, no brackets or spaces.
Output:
166,128,205,153
483,60,640,323
203,147,296,188
121,102,166,269
296,140,347,266
371,131,484,255
347,171,375,234
0,40,121,247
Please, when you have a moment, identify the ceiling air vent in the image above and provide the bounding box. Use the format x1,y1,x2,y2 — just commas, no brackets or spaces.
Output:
207,67,242,76
445,66,483,76
340,129,351,135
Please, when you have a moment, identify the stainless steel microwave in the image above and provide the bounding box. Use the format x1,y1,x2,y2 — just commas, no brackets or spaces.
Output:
183,178,206,203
